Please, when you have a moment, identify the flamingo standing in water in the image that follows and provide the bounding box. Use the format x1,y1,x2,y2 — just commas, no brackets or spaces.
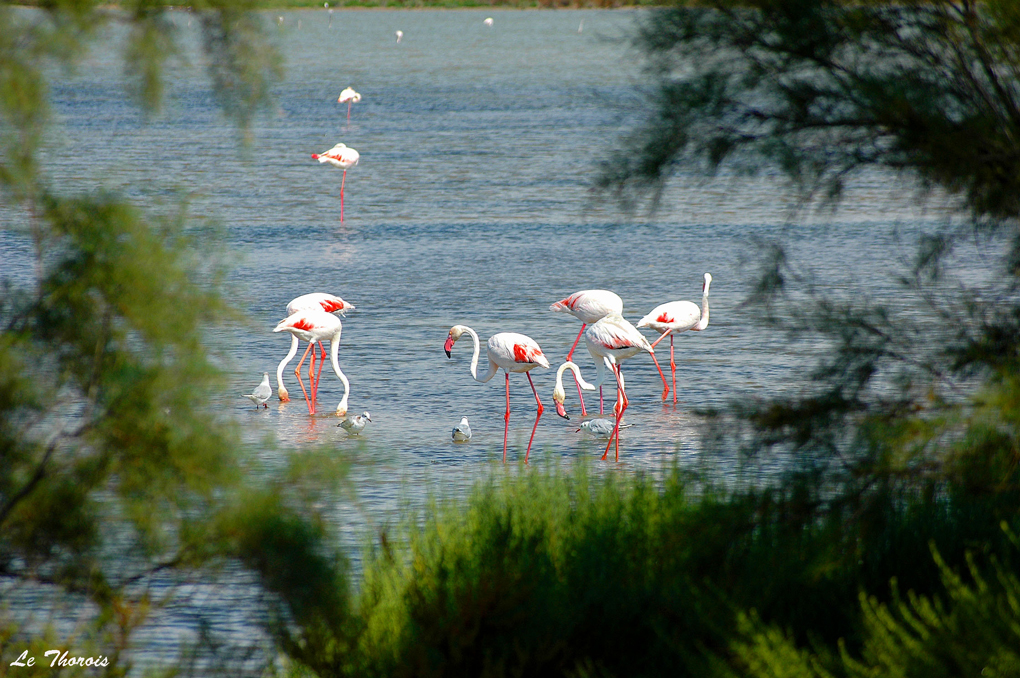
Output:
445,325,550,463
276,293,354,403
549,289,621,416
274,310,350,417
312,143,359,222
338,87,361,123
637,273,711,404
583,314,654,461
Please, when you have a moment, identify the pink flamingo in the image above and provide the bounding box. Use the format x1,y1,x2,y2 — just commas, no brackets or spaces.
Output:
637,273,711,404
273,310,350,417
276,293,354,403
550,289,621,416
312,143,359,222
444,325,550,463
583,314,654,461
338,87,361,123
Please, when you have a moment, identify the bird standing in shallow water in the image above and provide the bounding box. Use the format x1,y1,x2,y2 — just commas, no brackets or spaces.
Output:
273,310,350,417
452,416,472,442
637,273,712,404
312,143,360,222
445,325,550,463
242,373,272,409
338,86,361,123
550,289,624,416
578,418,633,438
339,411,371,434
276,293,354,403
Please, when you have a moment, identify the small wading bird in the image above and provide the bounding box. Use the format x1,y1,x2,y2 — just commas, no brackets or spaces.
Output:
312,143,359,222
339,411,371,434
274,310,350,417
549,289,624,416
276,293,353,403
578,418,633,438
582,314,654,461
242,373,272,409
452,416,472,442
637,273,712,404
338,86,361,123
445,325,550,463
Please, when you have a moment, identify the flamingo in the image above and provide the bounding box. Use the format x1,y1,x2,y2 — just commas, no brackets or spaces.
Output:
483,17,493,26
273,310,350,417
550,289,622,416
444,325,550,463
337,86,361,123
241,373,272,409
276,293,354,403
312,143,359,222
551,360,597,419
636,273,712,404
584,314,654,461
395,30,403,42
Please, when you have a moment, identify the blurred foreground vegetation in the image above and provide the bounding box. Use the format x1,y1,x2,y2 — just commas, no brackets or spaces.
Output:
3,0,1020,676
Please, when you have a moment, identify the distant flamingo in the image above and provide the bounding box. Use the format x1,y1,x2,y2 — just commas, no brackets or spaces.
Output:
483,17,493,26
445,325,550,463
312,143,359,222
550,289,621,415
338,87,361,123
637,273,711,404
274,310,350,417
583,314,654,461
395,30,403,42
276,293,354,403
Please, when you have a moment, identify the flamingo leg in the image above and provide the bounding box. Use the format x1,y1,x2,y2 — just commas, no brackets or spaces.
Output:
670,335,677,405
524,372,544,463
602,364,627,462
340,169,347,222
313,341,326,401
346,100,351,122
294,353,313,415
503,372,511,464
649,351,670,401
308,347,317,415
599,386,604,415
565,323,588,416
650,330,672,349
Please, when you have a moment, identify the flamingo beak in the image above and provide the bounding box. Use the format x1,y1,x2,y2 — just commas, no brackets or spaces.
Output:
444,334,455,358
555,401,569,419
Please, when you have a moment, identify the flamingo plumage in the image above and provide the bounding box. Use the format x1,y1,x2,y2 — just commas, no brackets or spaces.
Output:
637,273,711,404
273,310,350,417
312,143,360,222
276,293,353,403
337,86,361,123
549,289,624,416
444,325,550,463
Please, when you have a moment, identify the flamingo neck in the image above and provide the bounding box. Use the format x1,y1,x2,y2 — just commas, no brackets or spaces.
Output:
554,360,596,400
330,326,350,415
696,284,710,331
459,326,498,383
277,334,299,391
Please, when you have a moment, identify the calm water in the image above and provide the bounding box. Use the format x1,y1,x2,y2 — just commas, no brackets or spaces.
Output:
2,6,980,668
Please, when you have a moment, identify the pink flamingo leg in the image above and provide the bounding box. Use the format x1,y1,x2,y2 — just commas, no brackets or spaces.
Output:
524,372,544,463
346,101,351,122
649,352,670,401
602,364,627,462
599,386,604,415
293,341,316,413
649,330,672,400
308,347,318,414
565,324,588,416
340,169,346,222
670,335,677,405
312,341,327,401
503,372,511,464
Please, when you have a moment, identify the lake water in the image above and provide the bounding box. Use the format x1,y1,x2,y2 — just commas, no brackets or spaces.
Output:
1,5,984,670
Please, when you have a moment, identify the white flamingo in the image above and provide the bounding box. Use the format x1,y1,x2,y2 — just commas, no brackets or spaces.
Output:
583,314,654,461
337,86,361,123
312,143,360,222
276,293,353,403
551,360,597,419
273,310,350,417
445,325,550,463
550,289,622,416
637,273,711,404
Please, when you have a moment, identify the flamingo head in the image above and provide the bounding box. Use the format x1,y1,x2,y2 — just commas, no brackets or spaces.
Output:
445,326,465,357
336,394,349,418
552,382,570,420
703,272,713,292
278,385,290,402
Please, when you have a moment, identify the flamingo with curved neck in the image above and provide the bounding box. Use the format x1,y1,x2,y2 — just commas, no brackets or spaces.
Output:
637,273,712,404
274,310,350,416
552,360,598,419
276,293,354,403
550,289,622,416
445,324,550,463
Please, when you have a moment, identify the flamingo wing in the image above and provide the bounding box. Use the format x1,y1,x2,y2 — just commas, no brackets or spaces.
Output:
488,333,550,370
638,300,701,332
587,315,652,352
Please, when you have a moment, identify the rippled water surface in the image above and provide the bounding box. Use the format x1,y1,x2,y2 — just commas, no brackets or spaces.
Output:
2,6,978,667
